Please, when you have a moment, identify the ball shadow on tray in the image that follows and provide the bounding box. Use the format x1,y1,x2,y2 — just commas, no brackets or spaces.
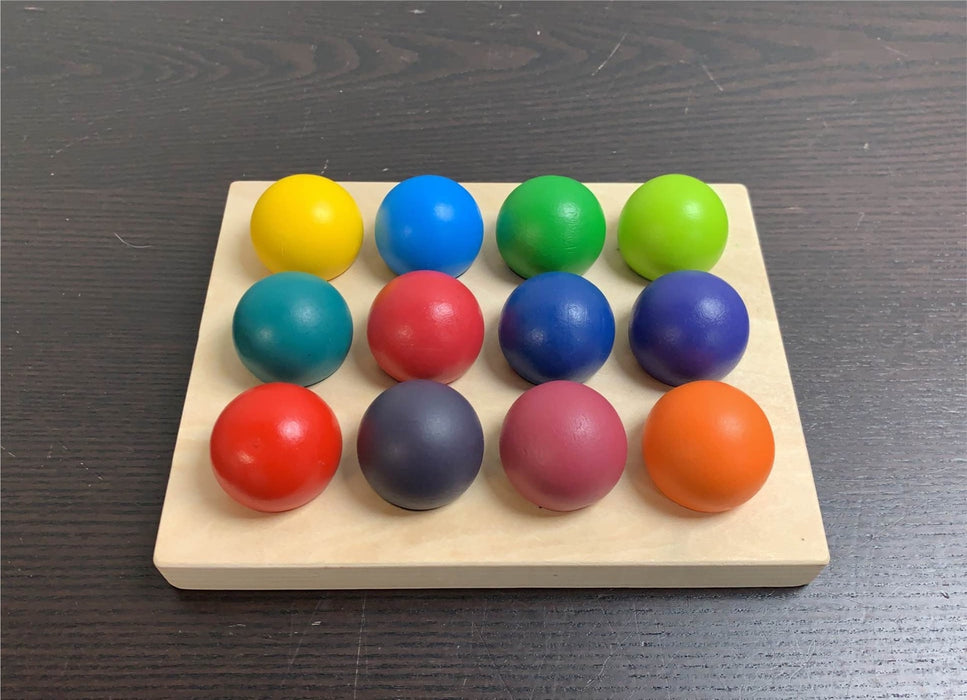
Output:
335,417,423,517
613,308,670,393
338,330,414,515
346,318,397,391
239,229,269,282
192,441,274,521
479,422,572,519
601,216,645,286
480,310,533,393
480,228,526,286
356,224,396,286
626,416,708,520
217,318,263,390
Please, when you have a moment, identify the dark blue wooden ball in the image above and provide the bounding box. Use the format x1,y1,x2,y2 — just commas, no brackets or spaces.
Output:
357,380,484,510
629,270,749,386
498,272,615,384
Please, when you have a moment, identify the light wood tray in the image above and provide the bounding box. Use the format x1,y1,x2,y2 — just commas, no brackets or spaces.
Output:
153,181,828,590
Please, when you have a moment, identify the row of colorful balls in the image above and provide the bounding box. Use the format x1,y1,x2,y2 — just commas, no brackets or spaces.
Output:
211,171,769,518
233,266,749,389
250,172,728,283
211,379,774,517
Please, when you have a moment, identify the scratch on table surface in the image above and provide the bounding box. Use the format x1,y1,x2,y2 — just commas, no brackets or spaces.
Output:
882,44,909,58
883,514,906,529
114,232,152,249
807,119,829,149
300,86,312,136
280,597,325,688
352,593,367,699
585,652,614,687
284,632,307,679
854,212,866,230
600,606,616,637
53,135,91,155
409,8,425,14
592,32,626,76
700,63,724,92
301,107,311,136
23,5,45,11
471,613,513,699
321,158,329,175
784,639,817,680
527,606,550,700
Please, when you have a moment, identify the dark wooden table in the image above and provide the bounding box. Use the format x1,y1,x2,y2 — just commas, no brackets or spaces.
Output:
3,2,965,697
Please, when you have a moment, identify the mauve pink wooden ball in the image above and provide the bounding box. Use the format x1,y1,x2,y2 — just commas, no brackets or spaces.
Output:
499,381,627,511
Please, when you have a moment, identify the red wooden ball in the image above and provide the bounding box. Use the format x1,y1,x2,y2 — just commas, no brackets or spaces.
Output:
209,383,342,512
367,270,484,383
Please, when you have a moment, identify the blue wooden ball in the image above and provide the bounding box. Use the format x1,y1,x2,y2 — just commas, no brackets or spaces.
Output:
375,175,484,277
629,270,749,386
498,272,615,384
232,271,353,386
357,380,484,510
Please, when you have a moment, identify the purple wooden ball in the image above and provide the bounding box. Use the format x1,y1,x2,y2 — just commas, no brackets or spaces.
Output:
629,270,749,386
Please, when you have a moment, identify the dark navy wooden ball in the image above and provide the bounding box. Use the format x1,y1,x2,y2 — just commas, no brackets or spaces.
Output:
498,272,615,384
629,270,750,386
357,380,484,510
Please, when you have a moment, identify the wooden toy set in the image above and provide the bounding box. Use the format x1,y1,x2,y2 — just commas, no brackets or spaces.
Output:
153,175,829,590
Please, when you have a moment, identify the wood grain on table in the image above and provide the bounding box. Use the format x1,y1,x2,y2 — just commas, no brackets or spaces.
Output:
2,2,964,698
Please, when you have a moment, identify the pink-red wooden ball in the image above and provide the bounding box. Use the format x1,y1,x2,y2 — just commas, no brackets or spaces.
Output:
499,381,627,511
367,270,484,384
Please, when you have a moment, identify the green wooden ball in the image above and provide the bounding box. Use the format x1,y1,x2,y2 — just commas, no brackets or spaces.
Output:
617,174,729,281
496,175,606,279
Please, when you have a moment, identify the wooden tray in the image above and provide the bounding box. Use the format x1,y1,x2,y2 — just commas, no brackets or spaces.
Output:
153,181,829,590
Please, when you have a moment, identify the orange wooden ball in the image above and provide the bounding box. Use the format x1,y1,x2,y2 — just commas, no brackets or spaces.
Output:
642,381,775,513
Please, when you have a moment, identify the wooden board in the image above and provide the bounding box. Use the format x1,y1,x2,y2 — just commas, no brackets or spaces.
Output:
153,181,829,590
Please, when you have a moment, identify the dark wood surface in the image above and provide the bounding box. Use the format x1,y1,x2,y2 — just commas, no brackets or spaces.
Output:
2,2,965,697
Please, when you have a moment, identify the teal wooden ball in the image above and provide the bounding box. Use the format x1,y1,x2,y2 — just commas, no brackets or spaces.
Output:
232,272,353,386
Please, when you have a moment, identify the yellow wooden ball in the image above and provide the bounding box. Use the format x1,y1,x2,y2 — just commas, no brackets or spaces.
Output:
250,174,363,280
